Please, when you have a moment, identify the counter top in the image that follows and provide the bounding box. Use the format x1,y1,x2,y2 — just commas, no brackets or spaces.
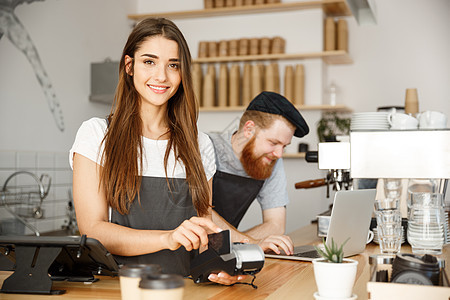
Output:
0,224,448,299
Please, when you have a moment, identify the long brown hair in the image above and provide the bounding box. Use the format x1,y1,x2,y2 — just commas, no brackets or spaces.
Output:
100,18,210,216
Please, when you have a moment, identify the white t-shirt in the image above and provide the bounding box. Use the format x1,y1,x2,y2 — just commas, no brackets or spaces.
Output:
69,117,216,180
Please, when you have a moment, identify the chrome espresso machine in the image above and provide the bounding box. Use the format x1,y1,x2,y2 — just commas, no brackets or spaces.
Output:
296,130,450,237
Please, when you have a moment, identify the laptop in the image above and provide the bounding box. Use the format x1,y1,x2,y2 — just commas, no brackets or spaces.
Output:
265,189,376,261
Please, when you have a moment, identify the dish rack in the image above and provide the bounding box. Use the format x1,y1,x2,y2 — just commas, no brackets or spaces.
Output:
0,171,51,236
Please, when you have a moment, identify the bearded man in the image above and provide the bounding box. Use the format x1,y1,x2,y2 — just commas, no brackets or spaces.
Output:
208,91,309,254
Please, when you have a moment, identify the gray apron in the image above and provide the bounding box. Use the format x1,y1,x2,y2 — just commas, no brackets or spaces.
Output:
212,171,264,228
111,176,197,276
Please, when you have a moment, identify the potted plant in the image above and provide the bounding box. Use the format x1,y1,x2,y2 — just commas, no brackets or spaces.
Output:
312,238,358,299
316,112,351,142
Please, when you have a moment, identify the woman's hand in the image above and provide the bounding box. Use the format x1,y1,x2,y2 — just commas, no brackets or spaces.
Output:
258,235,294,255
166,217,222,251
208,272,248,285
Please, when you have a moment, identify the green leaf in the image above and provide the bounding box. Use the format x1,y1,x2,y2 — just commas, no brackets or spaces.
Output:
316,112,351,142
314,237,350,263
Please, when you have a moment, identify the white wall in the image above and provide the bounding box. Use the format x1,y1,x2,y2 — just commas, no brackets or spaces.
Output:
329,0,450,116
1,0,449,234
0,0,134,233
0,0,132,153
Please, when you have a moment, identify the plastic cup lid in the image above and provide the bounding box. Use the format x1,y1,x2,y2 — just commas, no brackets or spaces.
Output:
119,264,162,278
139,274,184,290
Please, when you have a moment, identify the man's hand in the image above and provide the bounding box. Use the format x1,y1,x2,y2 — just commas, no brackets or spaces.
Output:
258,234,294,255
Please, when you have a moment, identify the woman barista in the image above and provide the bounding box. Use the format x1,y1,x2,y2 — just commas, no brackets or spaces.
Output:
70,18,242,285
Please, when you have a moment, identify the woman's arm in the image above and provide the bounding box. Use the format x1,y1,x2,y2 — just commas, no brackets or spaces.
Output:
72,153,220,256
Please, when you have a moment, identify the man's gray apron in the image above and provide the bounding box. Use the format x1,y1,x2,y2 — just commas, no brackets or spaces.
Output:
212,171,264,228
111,177,197,276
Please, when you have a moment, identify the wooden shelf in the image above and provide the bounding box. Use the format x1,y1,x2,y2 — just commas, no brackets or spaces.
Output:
297,104,352,112
194,50,352,65
129,1,356,115
200,104,352,113
128,0,352,21
283,152,306,159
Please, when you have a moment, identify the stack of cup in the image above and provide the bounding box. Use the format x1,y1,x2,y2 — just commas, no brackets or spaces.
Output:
376,209,402,254
374,179,403,254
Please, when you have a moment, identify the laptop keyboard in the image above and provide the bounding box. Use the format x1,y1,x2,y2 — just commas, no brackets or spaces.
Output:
293,250,321,259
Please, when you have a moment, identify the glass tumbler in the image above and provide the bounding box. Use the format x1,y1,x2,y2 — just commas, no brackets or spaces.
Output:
407,193,445,255
375,198,400,211
383,178,403,200
376,209,402,254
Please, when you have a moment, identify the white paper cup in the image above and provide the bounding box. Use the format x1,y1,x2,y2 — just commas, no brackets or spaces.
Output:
119,264,162,300
139,274,184,300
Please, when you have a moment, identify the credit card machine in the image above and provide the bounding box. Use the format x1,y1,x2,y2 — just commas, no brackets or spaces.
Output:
190,230,265,283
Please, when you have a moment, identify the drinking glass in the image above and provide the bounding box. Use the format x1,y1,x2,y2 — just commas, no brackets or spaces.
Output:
376,209,402,254
407,179,444,214
407,193,445,255
383,178,402,200
374,198,399,211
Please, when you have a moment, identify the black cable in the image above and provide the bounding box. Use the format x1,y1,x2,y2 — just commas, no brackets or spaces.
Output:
230,273,258,289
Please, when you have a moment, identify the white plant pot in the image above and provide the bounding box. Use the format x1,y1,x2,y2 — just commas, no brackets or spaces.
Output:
313,258,358,299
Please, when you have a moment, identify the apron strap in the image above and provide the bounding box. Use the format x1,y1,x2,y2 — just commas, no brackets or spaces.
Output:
105,116,112,222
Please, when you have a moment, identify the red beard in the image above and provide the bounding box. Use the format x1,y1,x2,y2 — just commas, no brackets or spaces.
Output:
240,135,277,180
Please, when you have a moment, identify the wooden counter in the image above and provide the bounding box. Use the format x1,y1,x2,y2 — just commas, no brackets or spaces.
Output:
0,224,448,299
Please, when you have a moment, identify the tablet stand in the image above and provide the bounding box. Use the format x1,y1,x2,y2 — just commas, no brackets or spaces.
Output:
0,235,116,295
1,245,65,295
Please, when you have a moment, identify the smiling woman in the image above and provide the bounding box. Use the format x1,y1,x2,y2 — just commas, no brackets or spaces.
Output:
125,37,182,118
68,17,244,286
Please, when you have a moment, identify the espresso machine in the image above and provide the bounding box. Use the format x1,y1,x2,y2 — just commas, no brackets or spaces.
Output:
295,141,353,236
295,141,353,198
296,130,450,238
296,130,450,196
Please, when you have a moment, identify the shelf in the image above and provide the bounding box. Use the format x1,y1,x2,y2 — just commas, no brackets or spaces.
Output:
283,152,306,159
297,104,352,112
128,1,356,115
89,94,114,104
128,0,352,21
200,104,352,113
194,50,352,65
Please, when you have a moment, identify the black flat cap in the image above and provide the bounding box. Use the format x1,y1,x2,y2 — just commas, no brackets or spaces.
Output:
246,91,309,137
